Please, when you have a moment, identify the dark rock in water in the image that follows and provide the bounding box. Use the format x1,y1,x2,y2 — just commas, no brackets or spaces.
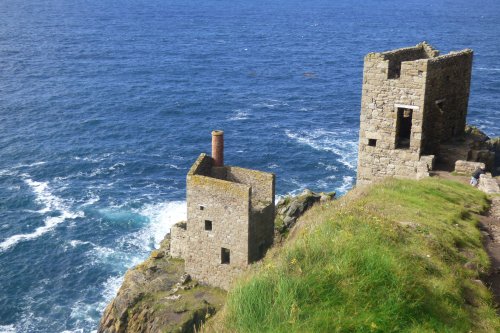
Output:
98,235,225,333
275,189,335,236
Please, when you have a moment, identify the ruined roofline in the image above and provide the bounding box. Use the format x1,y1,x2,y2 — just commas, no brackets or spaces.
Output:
381,41,439,59
364,42,437,60
428,48,473,63
187,153,212,176
366,41,472,63
188,172,251,198
225,166,275,182
188,153,274,179
188,153,274,185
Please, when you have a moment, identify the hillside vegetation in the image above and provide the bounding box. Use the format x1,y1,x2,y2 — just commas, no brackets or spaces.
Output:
209,178,500,332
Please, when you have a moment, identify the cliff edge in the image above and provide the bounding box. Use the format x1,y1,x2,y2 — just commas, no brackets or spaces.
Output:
98,236,225,333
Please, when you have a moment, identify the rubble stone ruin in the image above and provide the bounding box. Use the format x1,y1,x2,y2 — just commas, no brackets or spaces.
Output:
357,42,477,184
171,131,275,290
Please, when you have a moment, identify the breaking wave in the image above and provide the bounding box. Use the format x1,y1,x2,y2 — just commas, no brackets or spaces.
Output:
285,129,358,170
0,178,83,252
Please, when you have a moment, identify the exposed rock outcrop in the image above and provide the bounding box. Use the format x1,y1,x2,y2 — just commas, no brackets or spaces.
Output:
98,236,225,333
275,189,335,236
440,125,498,173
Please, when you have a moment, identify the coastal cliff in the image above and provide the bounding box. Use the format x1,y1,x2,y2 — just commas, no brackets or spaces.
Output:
98,236,225,333
98,190,333,332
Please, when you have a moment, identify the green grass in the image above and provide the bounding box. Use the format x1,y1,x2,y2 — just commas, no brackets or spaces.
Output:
216,178,499,333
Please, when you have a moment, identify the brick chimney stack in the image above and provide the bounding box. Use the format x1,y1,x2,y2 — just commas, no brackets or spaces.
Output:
211,130,224,167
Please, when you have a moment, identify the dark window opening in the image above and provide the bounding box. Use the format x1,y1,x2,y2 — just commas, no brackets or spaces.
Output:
368,139,377,147
396,108,412,149
388,60,401,79
199,205,204,210
221,248,230,264
204,220,212,231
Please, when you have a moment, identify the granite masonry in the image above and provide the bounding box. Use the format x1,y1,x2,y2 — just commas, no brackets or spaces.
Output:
357,42,475,184
171,131,275,290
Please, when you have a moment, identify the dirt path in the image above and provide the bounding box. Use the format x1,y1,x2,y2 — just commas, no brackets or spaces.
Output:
432,171,500,308
480,196,500,309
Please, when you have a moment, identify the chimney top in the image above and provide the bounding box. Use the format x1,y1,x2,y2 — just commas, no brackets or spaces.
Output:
212,130,224,136
211,130,224,167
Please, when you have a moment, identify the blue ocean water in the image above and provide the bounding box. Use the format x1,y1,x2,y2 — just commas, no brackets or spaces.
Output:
0,0,499,332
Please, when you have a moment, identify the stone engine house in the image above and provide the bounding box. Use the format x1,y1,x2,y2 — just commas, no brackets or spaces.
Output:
357,42,473,184
171,131,275,290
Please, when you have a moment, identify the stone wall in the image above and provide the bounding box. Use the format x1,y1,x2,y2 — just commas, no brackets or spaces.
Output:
422,50,473,156
226,166,275,205
249,204,275,262
357,42,473,184
170,222,187,258
357,43,429,184
454,160,485,175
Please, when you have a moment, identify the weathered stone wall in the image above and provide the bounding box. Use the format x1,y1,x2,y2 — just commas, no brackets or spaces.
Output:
188,153,212,176
357,44,429,184
226,166,275,205
357,42,473,184
422,50,473,156
249,204,275,262
172,153,275,290
454,160,485,175
170,222,187,258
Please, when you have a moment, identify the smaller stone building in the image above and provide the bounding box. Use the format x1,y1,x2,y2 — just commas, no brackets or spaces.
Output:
357,42,474,184
171,131,275,290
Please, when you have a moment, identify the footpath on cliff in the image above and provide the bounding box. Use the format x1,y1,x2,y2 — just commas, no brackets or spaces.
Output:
433,168,500,309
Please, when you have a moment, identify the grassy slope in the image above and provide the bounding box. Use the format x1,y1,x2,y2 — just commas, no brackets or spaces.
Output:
212,178,500,332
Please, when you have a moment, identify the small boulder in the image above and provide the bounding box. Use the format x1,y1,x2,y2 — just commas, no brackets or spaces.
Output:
179,273,191,285
151,250,164,259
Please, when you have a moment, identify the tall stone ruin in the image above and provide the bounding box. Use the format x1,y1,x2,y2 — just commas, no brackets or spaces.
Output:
357,42,473,184
171,131,275,290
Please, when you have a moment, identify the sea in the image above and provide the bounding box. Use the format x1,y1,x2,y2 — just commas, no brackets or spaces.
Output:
0,0,499,332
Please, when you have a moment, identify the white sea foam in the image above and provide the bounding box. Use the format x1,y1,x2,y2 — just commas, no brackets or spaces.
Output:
165,163,182,170
0,169,15,177
69,240,93,248
68,275,125,332
128,201,187,250
0,178,83,252
82,193,100,206
337,175,354,194
0,325,16,333
318,162,339,172
477,67,500,71
229,109,250,121
72,153,115,163
100,275,125,308
285,129,358,170
67,200,186,331
253,99,289,109
108,162,125,171
12,161,47,169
